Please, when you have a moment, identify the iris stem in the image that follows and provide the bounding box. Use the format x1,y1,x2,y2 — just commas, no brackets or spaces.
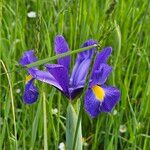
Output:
43,92,48,150
26,44,97,68
72,46,99,150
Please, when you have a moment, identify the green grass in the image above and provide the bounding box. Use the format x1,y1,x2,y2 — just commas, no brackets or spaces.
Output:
0,0,150,149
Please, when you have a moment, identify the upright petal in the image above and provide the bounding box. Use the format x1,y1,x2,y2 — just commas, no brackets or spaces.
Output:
20,50,37,66
78,40,97,59
84,88,101,118
23,79,39,104
90,63,112,86
46,64,69,97
70,39,97,87
70,59,91,86
100,85,121,112
28,68,63,91
55,35,70,70
93,47,112,71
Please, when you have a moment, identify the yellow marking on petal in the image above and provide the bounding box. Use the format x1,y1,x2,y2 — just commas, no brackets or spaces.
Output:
92,85,105,101
25,75,32,83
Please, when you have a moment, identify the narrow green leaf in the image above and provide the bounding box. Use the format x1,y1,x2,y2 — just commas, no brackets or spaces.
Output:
26,44,97,68
66,103,82,150
31,101,42,149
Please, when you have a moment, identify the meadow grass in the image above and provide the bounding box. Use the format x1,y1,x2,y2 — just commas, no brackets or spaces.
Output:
0,0,150,149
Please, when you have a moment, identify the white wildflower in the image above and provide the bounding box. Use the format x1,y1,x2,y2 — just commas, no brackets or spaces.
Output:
16,88,21,93
52,108,58,115
58,142,65,150
119,124,127,133
113,109,118,115
13,39,20,45
27,11,36,18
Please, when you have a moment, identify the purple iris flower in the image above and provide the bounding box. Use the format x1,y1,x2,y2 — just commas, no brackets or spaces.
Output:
84,47,121,117
20,35,120,118
20,35,97,103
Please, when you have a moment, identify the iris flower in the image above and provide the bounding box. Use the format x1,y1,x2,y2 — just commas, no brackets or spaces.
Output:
20,35,120,117
84,49,121,117
19,35,96,103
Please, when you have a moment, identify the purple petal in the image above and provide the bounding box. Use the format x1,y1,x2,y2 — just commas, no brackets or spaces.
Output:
46,64,69,97
70,39,97,87
69,87,83,100
55,35,70,70
28,68,63,91
23,79,39,104
100,85,121,112
79,40,97,59
84,88,101,118
70,58,91,86
90,63,112,86
20,50,37,66
93,47,112,71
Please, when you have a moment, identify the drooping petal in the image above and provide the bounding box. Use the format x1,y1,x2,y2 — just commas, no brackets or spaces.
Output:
70,39,97,87
23,79,39,104
93,47,112,71
20,50,37,66
20,49,63,91
46,64,69,97
90,63,112,86
28,68,63,91
54,35,70,70
84,88,101,118
100,85,121,112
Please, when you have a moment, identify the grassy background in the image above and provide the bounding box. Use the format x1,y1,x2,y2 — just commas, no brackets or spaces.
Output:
0,0,150,149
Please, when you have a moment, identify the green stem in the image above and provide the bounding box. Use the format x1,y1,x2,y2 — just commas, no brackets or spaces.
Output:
26,44,97,68
72,46,99,150
43,92,48,150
